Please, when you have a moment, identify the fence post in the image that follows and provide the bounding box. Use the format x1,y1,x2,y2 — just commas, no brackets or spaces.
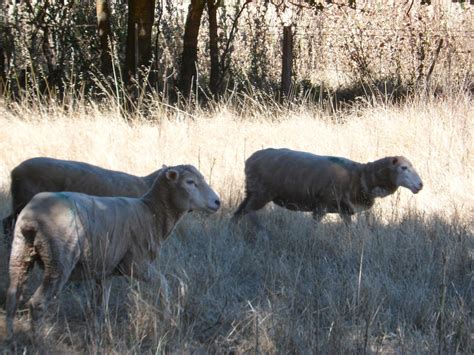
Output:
281,25,293,102
134,22,139,79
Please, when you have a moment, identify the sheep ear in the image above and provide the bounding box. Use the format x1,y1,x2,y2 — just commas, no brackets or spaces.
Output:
392,157,398,165
166,169,179,181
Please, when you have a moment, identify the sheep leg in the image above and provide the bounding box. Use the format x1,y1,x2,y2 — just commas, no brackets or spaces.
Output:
233,192,269,219
337,199,354,226
232,192,270,230
340,213,353,226
114,258,171,318
232,195,251,221
159,272,172,319
27,241,75,339
312,209,326,223
137,265,172,318
5,239,36,341
27,269,72,339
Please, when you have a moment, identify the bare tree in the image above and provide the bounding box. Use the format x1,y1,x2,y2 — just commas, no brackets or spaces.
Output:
125,0,156,82
281,25,293,101
218,0,252,91
96,0,113,76
179,0,205,98
207,0,220,98
0,1,6,96
23,0,58,87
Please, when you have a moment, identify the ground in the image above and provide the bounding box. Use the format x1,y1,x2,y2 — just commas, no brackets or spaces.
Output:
0,94,472,353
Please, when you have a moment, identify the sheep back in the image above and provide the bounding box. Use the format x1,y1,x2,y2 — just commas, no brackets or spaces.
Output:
244,148,363,212
15,191,155,280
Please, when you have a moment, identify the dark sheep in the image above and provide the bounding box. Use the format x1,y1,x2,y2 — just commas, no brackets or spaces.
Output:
233,148,423,225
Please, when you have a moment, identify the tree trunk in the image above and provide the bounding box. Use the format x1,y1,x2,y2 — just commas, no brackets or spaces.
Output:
207,0,220,99
179,0,205,98
0,0,11,96
0,47,4,96
42,24,57,88
96,0,113,76
125,0,155,82
281,25,293,101
0,8,5,96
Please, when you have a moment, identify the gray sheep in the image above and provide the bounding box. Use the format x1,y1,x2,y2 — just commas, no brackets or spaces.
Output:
3,157,163,237
6,164,220,340
233,148,423,225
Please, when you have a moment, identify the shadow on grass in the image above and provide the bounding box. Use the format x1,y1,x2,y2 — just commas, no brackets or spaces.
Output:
0,209,471,353
161,208,473,353
295,78,411,109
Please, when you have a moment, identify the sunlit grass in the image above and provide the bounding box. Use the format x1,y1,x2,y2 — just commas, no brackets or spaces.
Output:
0,92,472,353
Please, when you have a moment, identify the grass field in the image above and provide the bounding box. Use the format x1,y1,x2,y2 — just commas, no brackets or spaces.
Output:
0,92,472,353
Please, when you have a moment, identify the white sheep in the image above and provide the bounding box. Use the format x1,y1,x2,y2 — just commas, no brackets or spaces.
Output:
6,164,220,340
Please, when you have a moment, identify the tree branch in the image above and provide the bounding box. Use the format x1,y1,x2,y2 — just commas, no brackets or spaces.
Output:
220,0,252,79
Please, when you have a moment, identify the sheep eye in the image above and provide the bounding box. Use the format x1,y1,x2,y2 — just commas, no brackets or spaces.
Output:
186,180,196,186
401,166,408,171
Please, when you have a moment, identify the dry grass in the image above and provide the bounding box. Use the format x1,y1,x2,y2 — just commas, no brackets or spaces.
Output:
0,92,472,353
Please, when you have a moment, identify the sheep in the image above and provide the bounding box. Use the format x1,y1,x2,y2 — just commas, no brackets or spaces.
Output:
233,148,423,225
3,157,163,238
6,164,221,340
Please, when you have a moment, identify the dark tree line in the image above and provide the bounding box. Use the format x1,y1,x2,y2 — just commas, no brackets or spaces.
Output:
0,0,466,104
102,0,252,100
0,0,254,101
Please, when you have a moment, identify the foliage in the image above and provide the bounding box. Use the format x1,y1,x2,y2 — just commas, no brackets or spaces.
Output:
1,1,472,103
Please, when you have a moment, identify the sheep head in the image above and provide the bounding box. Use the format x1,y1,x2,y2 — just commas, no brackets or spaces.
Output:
391,156,423,194
165,165,221,213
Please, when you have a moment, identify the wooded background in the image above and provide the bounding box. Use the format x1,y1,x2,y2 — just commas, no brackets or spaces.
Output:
0,0,472,105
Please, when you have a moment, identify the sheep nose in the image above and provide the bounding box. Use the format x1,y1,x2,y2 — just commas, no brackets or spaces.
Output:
419,182,423,190
215,199,221,208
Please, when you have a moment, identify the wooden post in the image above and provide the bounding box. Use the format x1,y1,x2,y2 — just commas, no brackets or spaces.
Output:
96,0,113,76
134,22,139,78
281,25,293,102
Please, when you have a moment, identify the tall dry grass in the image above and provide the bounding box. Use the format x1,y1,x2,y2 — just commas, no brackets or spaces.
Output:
0,92,472,353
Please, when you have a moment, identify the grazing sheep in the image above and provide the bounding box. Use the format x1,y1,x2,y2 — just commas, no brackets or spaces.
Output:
3,157,163,237
233,148,423,225
6,165,220,340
